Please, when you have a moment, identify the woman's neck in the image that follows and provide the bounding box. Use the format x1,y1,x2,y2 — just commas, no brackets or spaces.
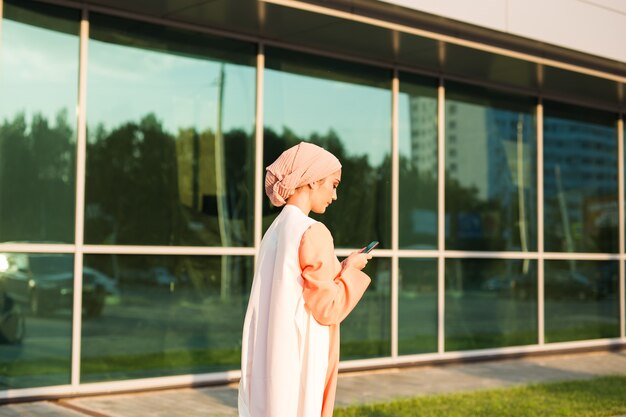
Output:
285,192,311,216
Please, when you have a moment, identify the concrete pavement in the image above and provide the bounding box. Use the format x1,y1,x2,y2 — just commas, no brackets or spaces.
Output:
1,349,625,416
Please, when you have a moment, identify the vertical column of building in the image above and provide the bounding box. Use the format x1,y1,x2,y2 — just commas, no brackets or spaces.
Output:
536,96,545,345
254,43,265,262
619,116,625,339
437,78,445,354
71,7,89,386
390,69,399,358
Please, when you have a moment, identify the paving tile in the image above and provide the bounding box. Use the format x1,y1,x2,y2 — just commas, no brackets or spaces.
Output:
0,403,88,417
67,387,238,417
2,350,625,417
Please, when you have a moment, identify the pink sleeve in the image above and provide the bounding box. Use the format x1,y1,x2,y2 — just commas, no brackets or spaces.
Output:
298,223,371,326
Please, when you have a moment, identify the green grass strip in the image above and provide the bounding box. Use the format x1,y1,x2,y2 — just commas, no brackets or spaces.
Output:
335,375,626,417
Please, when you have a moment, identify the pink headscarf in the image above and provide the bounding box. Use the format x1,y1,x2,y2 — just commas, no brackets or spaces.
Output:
265,142,342,207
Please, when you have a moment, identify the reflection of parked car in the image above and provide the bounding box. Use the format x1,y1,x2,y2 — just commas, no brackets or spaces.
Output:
0,288,25,344
119,266,181,291
545,270,598,300
150,267,177,289
0,253,116,317
481,274,533,300
83,267,119,297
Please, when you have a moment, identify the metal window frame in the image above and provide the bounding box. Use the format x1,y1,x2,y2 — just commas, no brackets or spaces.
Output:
70,7,89,387
617,113,626,340
0,0,625,402
531,95,544,343
391,69,399,358
437,78,446,354
254,43,265,256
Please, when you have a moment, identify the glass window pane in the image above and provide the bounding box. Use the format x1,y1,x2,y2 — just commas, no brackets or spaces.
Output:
544,102,618,253
445,259,537,351
263,47,392,249
0,1,79,243
445,82,537,251
340,258,391,359
0,252,73,388
545,260,619,343
398,73,438,249
398,258,438,354
80,254,252,382
85,14,256,246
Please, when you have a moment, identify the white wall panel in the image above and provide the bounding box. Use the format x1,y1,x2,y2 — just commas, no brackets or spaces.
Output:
579,0,626,14
378,0,626,63
378,0,507,32
508,0,626,63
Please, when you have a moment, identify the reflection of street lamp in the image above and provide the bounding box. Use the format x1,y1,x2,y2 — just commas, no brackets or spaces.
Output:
214,63,232,301
504,114,530,273
516,114,529,274
555,165,576,271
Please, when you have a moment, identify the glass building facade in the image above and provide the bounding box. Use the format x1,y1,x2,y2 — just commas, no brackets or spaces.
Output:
0,0,624,398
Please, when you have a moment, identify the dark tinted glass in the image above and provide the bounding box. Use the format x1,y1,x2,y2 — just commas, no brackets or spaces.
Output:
445,82,537,251
263,47,392,249
0,1,79,243
543,102,618,253
398,258,438,354
85,14,256,246
0,252,73,388
80,254,252,381
445,258,537,350
545,260,619,343
398,73,438,249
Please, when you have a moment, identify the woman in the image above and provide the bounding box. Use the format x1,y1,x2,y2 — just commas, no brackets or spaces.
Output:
238,142,372,417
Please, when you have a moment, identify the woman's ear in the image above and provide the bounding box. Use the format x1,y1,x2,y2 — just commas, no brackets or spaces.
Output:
308,180,320,190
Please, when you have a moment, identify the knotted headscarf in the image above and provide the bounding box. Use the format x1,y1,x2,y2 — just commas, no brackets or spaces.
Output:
265,142,342,207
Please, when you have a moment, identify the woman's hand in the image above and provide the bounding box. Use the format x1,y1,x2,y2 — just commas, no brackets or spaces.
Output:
341,250,373,271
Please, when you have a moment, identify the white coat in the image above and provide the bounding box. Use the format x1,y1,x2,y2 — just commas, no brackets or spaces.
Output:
238,205,330,417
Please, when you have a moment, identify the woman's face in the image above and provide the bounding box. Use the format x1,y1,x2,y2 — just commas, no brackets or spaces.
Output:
310,170,341,214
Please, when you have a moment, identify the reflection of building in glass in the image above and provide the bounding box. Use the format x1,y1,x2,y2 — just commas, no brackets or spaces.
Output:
408,96,437,177
543,116,618,252
453,107,533,199
409,98,538,250
445,103,489,198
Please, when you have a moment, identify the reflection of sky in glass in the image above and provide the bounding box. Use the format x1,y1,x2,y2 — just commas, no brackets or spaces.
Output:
87,40,255,136
3,18,391,163
0,20,79,125
264,69,391,166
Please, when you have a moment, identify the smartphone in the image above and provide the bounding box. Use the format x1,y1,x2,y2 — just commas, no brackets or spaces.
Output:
361,240,379,254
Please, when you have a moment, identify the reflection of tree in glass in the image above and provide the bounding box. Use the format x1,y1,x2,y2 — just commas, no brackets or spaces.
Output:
0,110,75,243
445,174,506,251
398,156,437,249
86,113,254,248
263,127,391,249
87,114,180,246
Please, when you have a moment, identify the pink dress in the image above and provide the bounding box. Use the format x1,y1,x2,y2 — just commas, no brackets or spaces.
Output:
299,223,371,417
